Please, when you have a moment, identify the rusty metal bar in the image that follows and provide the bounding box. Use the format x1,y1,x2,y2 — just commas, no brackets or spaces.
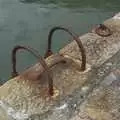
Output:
11,45,54,96
95,24,112,37
44,26,86,71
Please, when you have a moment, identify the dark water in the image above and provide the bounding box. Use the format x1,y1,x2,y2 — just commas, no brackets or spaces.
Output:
0,0,120,82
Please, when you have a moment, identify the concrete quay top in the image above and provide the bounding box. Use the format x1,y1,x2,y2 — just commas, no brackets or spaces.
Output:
0,13,120,120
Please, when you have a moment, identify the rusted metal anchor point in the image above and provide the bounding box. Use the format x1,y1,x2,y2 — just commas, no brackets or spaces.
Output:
44,26,86,71
11,45,54,96
95,24,112,37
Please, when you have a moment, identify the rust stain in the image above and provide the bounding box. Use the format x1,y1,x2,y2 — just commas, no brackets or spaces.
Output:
11,45,54,96
44,26,86,71
94,24,112,37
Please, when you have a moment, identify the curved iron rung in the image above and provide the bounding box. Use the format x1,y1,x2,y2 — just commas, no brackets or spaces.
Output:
11,45,54,96
95,24,112,37
44,26,86,71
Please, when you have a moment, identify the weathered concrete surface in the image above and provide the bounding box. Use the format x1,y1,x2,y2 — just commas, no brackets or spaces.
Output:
60,15,120,67
0,13,120,120
70,58,120,120
82,70,120,120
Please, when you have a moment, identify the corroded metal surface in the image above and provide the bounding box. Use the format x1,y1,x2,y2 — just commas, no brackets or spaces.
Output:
44,26,87,71
94,24,112,37
0,13,120,120
11,45,55,96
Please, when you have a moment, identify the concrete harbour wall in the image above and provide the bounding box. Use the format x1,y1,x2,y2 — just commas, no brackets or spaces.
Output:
0,13,120,120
